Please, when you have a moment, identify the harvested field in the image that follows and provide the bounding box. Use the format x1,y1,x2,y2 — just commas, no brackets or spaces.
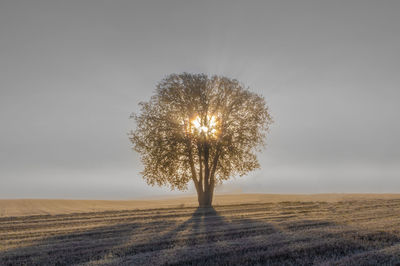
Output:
2,194,399,217
1,195,400,265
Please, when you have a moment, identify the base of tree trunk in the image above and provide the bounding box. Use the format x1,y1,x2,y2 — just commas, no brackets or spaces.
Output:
197,191,213,207
198,204,212,208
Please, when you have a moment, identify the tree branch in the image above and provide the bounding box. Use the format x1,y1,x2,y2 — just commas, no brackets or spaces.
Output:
204,141,210,192
197,142,204,192
187,138,200,193
209,144,222,201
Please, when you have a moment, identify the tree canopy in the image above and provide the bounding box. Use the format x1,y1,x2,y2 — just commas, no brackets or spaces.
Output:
129,73,273,206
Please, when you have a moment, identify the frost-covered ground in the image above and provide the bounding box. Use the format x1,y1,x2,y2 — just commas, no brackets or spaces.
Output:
1,197,400,265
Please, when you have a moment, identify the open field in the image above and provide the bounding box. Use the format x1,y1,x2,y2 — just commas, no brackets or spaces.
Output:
2,194,400,217
1,194,400,265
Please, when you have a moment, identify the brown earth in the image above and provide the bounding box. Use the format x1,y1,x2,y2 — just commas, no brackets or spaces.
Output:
1,194,400,265
2,193,400,217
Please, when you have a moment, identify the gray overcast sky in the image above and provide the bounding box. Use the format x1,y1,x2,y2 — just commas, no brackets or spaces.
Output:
1,0,399,199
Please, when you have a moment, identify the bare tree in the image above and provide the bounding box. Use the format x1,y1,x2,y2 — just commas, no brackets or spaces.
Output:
129,73,273,207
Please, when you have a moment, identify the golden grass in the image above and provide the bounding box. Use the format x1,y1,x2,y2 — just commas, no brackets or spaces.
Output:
1,193,400,217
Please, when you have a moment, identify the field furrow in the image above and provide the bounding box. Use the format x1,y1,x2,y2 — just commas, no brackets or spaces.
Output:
1,198,400,265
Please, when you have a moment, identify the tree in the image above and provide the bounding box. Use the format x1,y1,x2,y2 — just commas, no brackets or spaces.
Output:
129,73,273,207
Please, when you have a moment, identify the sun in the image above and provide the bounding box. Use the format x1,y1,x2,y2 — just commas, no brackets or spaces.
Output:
191,115,217,136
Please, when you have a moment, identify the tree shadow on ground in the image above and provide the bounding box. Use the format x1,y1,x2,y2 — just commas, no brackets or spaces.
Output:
144,207,400,266
1,206,400,265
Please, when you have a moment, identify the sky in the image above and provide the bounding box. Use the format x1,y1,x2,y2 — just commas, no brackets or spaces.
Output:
1,0,399,199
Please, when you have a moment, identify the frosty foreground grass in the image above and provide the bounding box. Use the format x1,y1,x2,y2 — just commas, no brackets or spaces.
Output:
1,199,400,265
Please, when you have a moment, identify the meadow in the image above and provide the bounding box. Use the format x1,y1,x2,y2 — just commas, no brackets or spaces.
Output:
1,194,400,265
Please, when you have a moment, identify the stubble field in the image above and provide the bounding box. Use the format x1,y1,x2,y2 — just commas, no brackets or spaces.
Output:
1,194,400,265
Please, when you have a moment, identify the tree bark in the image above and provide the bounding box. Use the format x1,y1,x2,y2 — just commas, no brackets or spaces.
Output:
197,188,213,207
193,137,219,207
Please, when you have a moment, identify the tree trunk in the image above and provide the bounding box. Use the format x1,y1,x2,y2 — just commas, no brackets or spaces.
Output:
197,189,213,207
194,140,217,207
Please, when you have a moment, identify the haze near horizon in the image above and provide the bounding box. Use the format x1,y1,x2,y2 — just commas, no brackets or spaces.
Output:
1,0,399,199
